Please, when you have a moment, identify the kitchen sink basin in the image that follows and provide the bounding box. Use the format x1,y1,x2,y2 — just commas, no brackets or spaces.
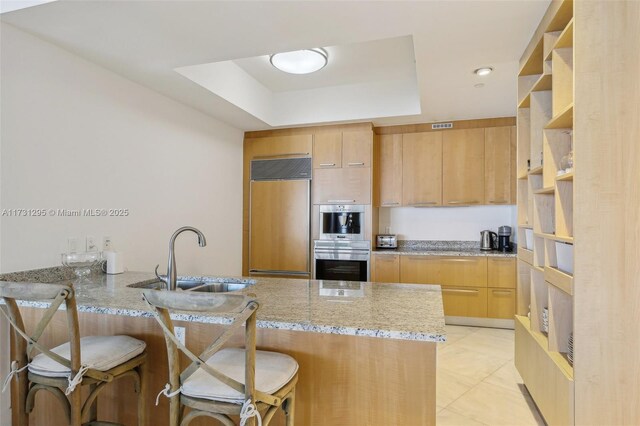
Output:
128,277,256,293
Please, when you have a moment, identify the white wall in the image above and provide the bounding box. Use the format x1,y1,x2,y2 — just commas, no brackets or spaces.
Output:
0,23,244,275
379,206,517,242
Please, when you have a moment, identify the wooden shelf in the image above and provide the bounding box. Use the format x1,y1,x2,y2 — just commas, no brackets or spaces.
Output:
519,224,534,229
518,93,531,108
535,232,574,244
518,248,534,265
546,266,574,295
545,18,574,60
556,171,574,181
534,186,555,194
546,103,574,129
518,39,544,76
532,73,553,92
529,165,543,175
516,315,574,379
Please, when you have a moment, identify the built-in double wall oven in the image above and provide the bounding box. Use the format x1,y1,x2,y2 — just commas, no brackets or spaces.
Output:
314,205,370,282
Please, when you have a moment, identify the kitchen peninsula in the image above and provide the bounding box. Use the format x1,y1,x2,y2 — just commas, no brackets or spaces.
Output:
1,267,445,426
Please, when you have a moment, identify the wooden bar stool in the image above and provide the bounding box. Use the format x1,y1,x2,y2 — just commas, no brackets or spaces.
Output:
143,290,298,426
0,281,148,426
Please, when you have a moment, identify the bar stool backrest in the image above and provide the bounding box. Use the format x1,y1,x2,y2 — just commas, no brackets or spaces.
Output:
142,290,266,410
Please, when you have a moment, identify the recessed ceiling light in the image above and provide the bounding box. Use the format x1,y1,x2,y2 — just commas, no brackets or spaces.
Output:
474,67,493,76
270,48,328,75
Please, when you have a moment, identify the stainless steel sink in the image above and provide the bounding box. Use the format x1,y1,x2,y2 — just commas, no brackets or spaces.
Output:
128,278,255,293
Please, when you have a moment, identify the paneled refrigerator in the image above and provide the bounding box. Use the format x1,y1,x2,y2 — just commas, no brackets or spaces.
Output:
249,157,311,278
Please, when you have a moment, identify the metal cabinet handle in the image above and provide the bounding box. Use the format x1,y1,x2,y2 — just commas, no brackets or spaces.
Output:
347,162,365,166
490,258,514,261
488,200,509,204
249,269,309,276
327,199,355,203
382,202,400,206
253,152,309,159
440,258,478,262
409,202,438,207
491,290,513,295
442,288,479,294
319,163,336,167
447,200,480,205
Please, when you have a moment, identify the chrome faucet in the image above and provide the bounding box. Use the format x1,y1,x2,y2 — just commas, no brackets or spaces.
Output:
155,226,206,291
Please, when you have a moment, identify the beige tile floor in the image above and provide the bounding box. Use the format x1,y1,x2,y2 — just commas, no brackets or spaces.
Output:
436,325,546,426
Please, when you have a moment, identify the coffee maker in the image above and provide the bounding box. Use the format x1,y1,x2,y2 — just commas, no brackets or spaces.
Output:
498,226,513,252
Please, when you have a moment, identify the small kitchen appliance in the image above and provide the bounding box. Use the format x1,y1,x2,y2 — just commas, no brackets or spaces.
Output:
480,230,497,251
319,205,365,241
376,234,398,249
498,226,513,252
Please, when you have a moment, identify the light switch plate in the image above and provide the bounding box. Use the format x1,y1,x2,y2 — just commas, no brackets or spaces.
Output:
86,236,98,252
103,236,112,251
67,237,78,253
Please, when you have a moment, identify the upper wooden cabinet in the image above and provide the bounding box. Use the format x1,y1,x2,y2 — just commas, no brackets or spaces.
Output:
442,128,485,206
402,132,443,207
313,130,372,169
246,134,313,160
313,132,342,168
378,134,403,207
342,130,372,168
485,126,513,205
312,167,371,205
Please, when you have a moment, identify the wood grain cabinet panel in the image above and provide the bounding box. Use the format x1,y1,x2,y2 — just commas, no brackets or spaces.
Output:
372,254,400,283
247,134,313,159
438,257,487,287
487,257,517,288
484,126,513,205
399,256,440,284
402,132,443,207
342,130,372,168
312,167,371,205
442,128,485,206
510,126,517,204
378,134,403,207
488,288,516,319
313,132,342,169
441,286,488,318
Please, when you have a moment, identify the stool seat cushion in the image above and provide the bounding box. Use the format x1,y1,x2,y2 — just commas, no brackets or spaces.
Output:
28,335,146,377
181,347,298,404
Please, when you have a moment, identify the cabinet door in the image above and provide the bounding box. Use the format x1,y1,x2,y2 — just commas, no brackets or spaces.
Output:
438,257,487,288
488,288,516,319
487,258,516,288
402,132,443,207
485,127,512,205
378,134,403,207
399,256,440,284
372,254,400,283
442,129,485,206
441,286,488,317
248,134,313,159
342,130,372,168
313,132,342,169
312,167,371,205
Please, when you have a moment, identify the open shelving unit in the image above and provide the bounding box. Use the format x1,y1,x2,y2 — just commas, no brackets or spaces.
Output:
515,0,575,424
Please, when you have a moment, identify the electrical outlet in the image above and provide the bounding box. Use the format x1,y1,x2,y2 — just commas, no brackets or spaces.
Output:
174,327,186,345
86,236,98,252
67,237,78,254
103,236,112,251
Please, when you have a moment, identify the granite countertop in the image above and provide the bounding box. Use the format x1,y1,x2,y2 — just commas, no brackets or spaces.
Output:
373,240,517,258
0,267,446,343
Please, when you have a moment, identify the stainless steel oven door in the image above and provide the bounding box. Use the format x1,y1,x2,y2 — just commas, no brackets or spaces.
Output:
314,249,370,282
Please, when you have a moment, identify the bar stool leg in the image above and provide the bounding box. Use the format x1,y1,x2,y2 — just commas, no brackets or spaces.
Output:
285,388,296,426
137,362,147,426
69,387,83,426
87,383,98,422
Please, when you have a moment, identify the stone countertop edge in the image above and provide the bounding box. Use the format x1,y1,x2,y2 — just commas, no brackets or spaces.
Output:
0,268,446,343
373,249,517,257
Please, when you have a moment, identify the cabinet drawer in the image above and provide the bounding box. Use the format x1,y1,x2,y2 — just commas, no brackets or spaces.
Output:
488,288,516,319
487,257,516,288
441,286,487,318
438,257,487,287
400,256,487,287
372,254,399,283
312,167,371,205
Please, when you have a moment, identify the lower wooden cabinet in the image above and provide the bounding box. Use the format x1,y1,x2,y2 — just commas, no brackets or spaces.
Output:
441,287,488,318
396,255,516,319
487,288,516,319
371,254,400,283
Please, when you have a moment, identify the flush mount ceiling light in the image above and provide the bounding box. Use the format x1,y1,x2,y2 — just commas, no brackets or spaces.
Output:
270,48,328,74
474,67,494,76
